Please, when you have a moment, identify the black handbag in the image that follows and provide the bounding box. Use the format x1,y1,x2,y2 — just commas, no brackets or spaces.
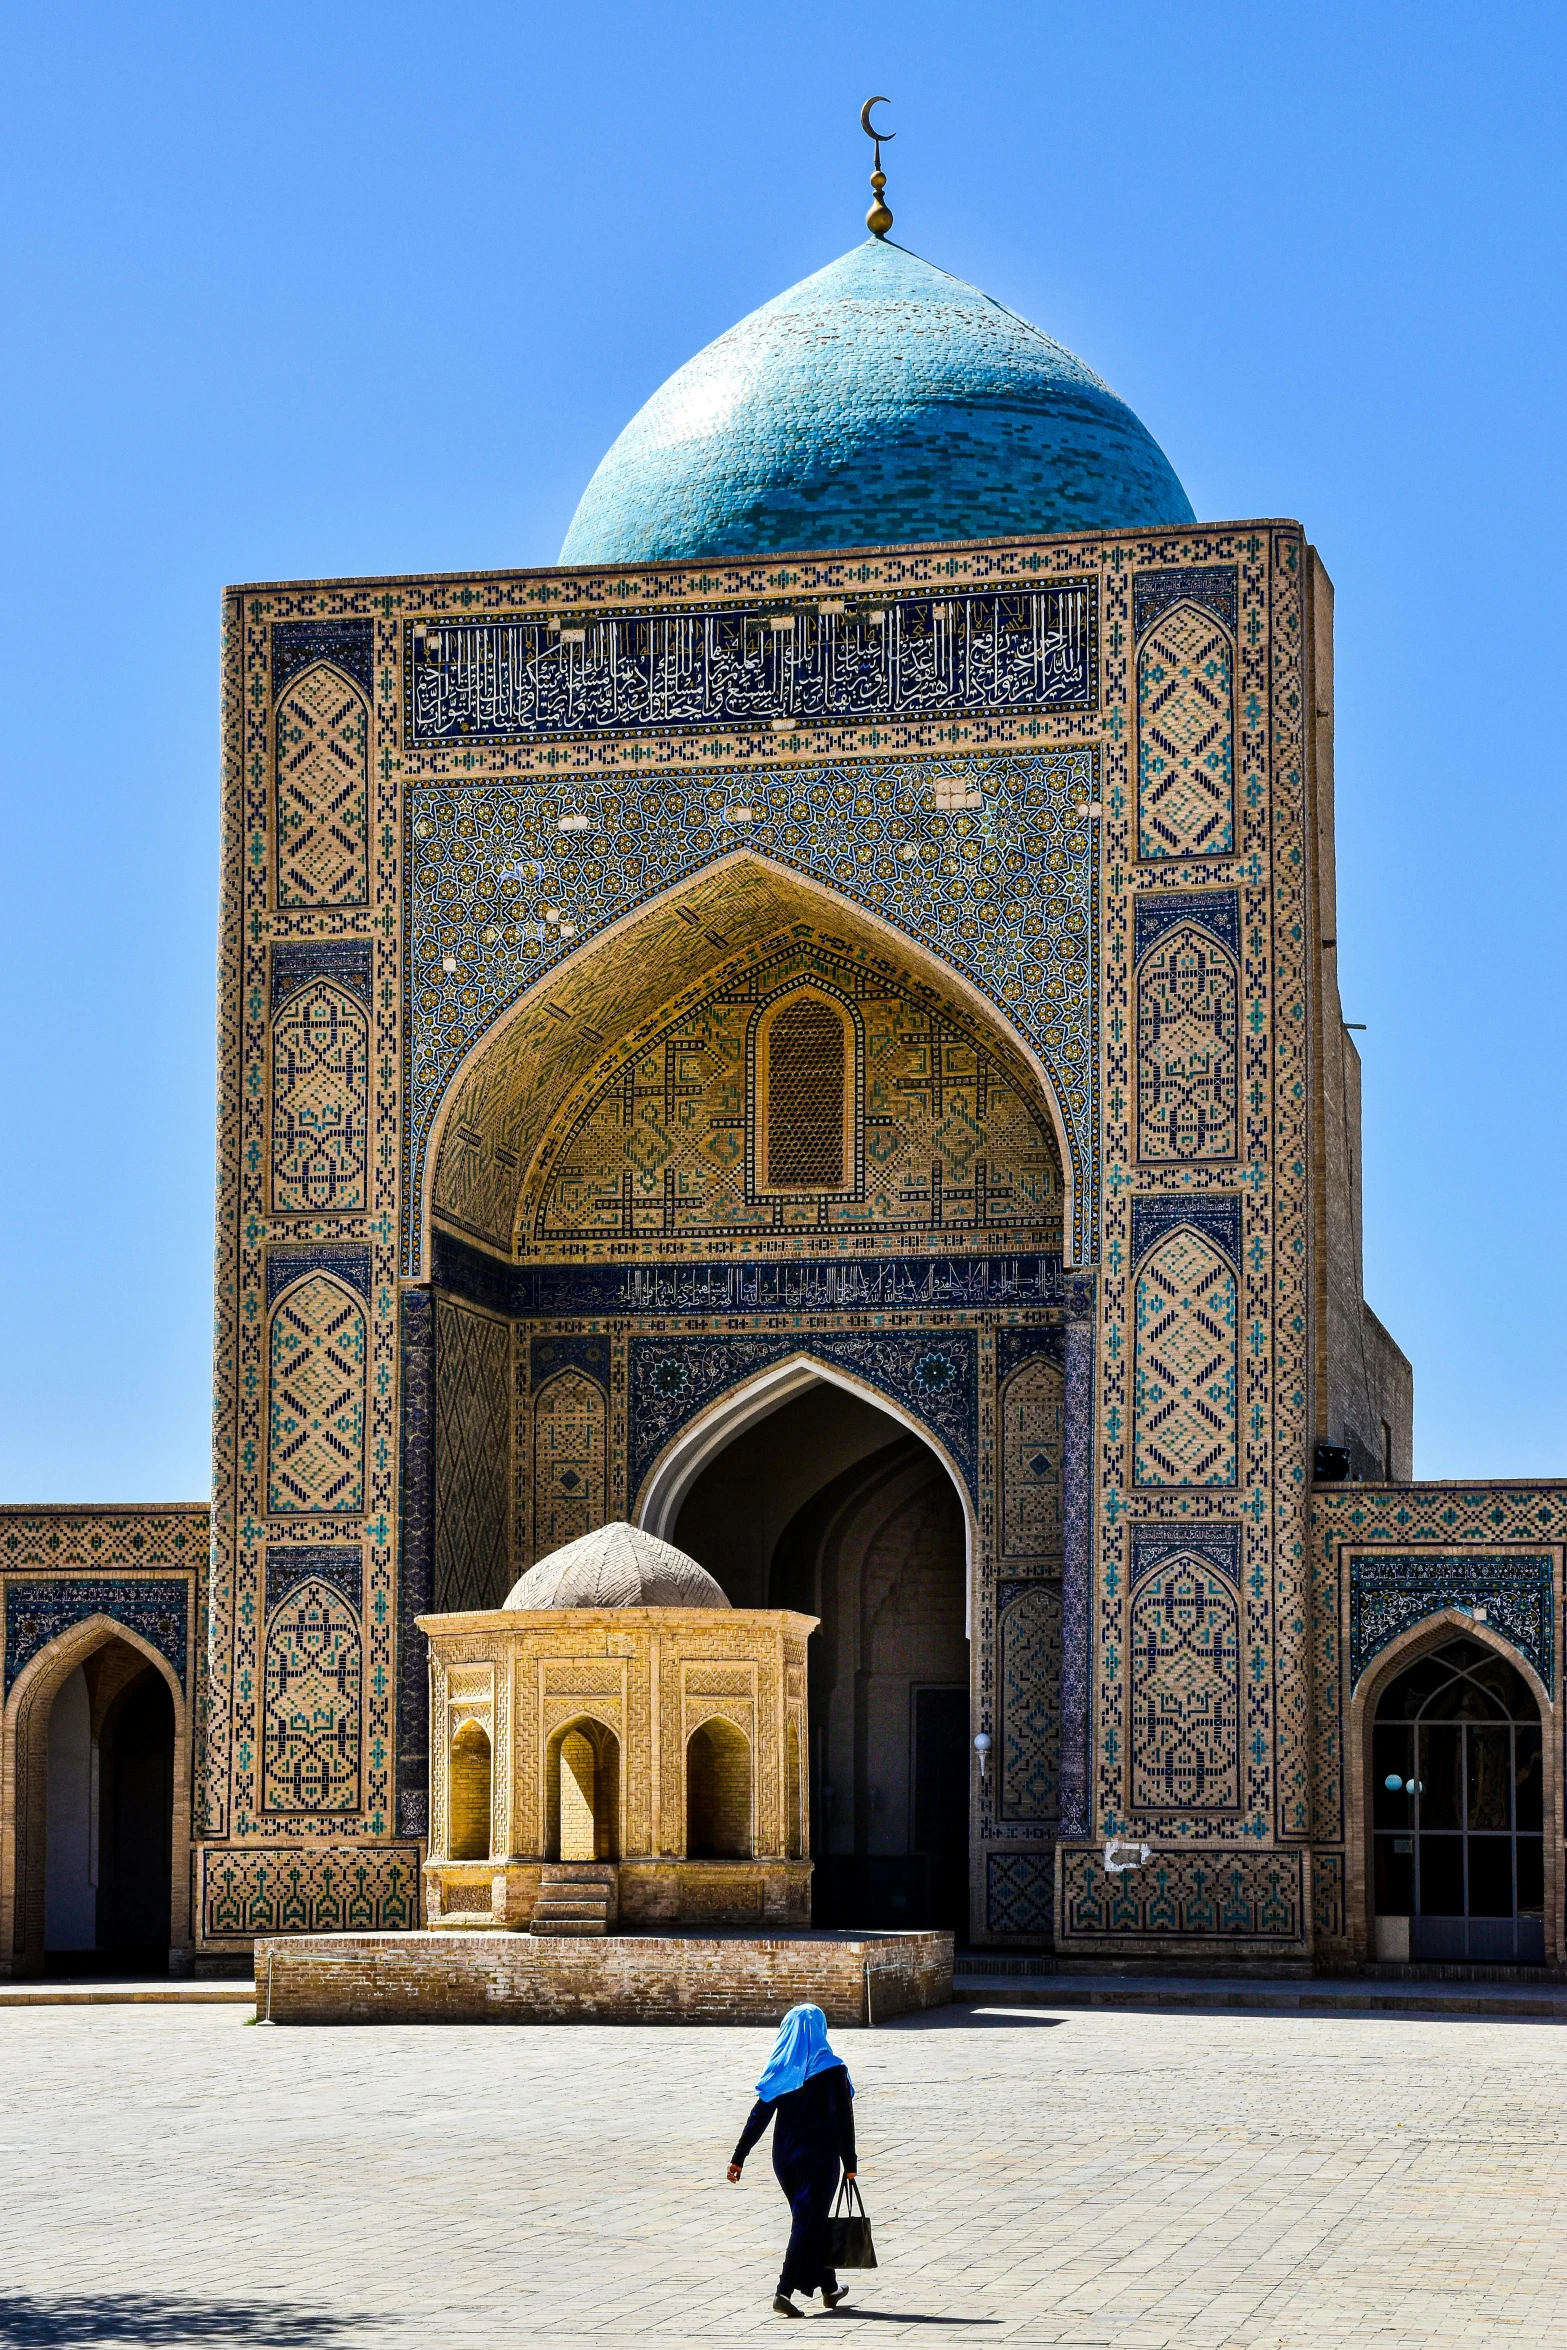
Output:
827,2174,878,2270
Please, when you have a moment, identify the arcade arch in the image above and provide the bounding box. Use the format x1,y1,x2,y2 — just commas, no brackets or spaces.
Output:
667,1377,972,1935
0,1617,189,1976
1354,1615,1556,1968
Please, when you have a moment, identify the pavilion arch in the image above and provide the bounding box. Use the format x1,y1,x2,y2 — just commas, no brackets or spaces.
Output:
635,1351,978,1635
419,848,1079,1273
1347,1609,1559,1970
0,1614,191,1978
544,1714,621,1863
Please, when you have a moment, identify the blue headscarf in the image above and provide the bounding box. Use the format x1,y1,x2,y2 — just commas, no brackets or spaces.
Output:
755,2003,854,2101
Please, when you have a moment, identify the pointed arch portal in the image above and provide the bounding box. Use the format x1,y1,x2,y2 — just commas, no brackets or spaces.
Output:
419,850,1080,1276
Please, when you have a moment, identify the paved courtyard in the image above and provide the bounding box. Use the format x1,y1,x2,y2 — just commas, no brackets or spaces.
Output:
2,1999,1565,2347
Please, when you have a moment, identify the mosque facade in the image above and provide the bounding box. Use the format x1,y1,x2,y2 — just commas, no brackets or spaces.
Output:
2,198,1560,1979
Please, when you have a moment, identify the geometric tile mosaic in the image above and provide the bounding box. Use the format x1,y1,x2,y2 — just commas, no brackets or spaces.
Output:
200,1844,420,1939
1135,918,1238,1163
985,1850,1055,1937
521,938,1062,1256
270,980,369,1212
1060,1846,1303,1941
1136,602,1234,859
531,1368,607,1563
266,1275,367,1516
998,1580,1061,1820
262,1576,362,1813
433,1295,512,1612
274,660,370,909
1128,1551,1241,1810
1132,1229,1237,1486
999,1356,1064,1562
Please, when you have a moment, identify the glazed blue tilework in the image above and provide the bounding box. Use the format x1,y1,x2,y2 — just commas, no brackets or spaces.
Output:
1130,1194,1241,1270
628,1328,978,1501
985,1851,1055,1938
1348,1552,1555,1689
1133,565,1238,639
1061,1846,1303,1941
1133,888,1240,964
264,1545,362,1614
271,939,373,1010
1130,1521,1241,1587
559,238,1192,564
272,616,374,700
4,1578,188,1694
529,1334,611,1392
265,1244,372,1308
1313,1852,1345,1941
996,1325,1066,1383
396,1289,434,1840
202,1845,421,1939
404,750,1098,1272
433,1228,1064,1319
1057,1268,1095,1840
408,586,1096,746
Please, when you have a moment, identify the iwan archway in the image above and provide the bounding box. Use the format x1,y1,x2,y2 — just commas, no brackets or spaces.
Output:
406,853,1075,1941
1,1615,190,1977
644,1359,975,1933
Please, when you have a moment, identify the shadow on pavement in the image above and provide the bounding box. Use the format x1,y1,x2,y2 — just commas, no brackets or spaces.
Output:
0,2298,359,2346
825,2312,999,2326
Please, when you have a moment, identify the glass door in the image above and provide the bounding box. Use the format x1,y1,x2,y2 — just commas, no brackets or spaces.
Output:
1372,1635,1544,1964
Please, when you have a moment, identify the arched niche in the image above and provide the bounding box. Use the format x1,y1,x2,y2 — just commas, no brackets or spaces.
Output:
448,1720,493,1862
545,1716,621,1863
685,1718,753,1859
419,850,1077,1274
0,1615,191,1978
1349,1610,1558,1970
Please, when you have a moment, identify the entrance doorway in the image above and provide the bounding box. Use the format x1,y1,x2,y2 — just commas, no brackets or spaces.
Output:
1372,1634,1544,1963
43,1651,175,1974
671,1379,970,1936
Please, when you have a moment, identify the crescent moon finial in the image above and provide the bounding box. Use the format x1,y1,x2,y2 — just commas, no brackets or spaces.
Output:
860,96,895,237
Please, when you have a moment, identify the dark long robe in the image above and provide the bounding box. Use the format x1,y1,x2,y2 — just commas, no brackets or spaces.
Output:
732,2061,858,2299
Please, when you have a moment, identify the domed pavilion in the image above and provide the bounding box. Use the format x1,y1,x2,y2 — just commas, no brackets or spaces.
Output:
420,1524,815,1934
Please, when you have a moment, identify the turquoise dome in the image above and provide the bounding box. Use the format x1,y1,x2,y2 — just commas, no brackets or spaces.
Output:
560,237,1193,565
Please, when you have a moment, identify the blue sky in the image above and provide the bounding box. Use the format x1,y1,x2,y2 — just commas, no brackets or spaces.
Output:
2,1,1564,1497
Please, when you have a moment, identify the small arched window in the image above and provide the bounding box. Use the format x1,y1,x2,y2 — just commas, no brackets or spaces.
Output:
756,991,853,1192
448,1721,492,1861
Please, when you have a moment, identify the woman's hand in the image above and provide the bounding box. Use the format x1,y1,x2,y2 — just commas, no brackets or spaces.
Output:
845,2170,856,2180
726,2162,743,2184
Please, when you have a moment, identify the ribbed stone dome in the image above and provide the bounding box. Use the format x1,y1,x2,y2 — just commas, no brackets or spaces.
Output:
502,1521,731,1611
560,236,1193,566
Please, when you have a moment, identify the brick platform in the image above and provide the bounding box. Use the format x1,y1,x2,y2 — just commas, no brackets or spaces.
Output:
254,1927,951,2026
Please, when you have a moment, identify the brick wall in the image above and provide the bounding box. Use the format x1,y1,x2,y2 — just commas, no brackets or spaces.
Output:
256,1927,952,2026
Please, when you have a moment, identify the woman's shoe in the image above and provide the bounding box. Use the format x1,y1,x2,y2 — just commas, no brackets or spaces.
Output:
772,2293,803,2317
823,2285,850,2309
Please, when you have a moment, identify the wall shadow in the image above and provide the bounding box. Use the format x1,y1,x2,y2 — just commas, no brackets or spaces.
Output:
0,2297,361,2346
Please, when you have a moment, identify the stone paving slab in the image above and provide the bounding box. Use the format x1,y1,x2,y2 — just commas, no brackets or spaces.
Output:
2,2001,1565,2346
0,1978,256,2007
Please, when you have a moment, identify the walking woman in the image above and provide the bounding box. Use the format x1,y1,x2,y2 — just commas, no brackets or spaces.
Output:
726,2002,858,2317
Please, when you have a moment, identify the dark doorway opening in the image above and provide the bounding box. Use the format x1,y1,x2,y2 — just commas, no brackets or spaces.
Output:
673,1380,970,1937
44,1654,174,1978
1372,1635,1544,1965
